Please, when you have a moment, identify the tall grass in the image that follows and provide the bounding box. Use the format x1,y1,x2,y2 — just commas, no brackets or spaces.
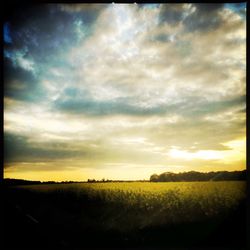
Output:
15,181,246,231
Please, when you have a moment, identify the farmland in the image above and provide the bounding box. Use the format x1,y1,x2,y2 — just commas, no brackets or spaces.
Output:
3,181,247,248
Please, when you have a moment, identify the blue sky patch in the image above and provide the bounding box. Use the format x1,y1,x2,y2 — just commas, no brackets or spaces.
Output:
4,23,12,44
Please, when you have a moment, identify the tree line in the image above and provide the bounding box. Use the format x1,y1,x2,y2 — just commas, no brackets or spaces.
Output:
2,178,148,186
2,170,246,185
2,179,77,186
150,170,246,182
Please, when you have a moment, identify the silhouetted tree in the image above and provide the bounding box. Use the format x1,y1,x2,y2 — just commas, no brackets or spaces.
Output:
150,170,246,182
150,174,159,182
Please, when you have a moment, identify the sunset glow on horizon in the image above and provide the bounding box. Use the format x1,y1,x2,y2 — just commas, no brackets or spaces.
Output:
4,3,246,181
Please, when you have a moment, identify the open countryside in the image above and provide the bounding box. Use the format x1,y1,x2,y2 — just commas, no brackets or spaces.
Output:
3,3,246,249
3,178,246,248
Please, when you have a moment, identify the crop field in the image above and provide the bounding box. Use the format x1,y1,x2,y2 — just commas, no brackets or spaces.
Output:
4,181,247,248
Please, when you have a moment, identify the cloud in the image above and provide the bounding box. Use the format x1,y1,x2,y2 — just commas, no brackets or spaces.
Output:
3,4,246,179
53,93,182,117
4,132,77,163
184,3,224,32
158,4,188,24
4,131,108,165
168,137,246,165
4,4,97,67
4,57,45,102
60,3,107,14
158,3,224,32
4,47,36,73
53,88,245,119
186,4,224,32
4,22,12,43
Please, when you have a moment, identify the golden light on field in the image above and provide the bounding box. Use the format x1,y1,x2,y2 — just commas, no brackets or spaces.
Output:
4,3,246,181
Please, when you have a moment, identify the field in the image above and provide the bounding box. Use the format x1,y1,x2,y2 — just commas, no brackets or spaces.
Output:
3,181,247,248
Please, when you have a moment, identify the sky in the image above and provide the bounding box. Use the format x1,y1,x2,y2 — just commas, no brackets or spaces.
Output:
3,3,246,181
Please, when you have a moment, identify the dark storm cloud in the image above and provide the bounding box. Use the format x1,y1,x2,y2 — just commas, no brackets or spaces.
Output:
195,3,224,13
4,132,90,164
53,87,182,116
4,5,55,50
3,4,97,64
152,33,173,43
54,97,171,116
54,86,245,118
225,3,246,15
4,22,12,44
186,95,246,118
158,3,224,32
158,4,185,24
4,57,45,102
184,4,224,32
3,4,99,103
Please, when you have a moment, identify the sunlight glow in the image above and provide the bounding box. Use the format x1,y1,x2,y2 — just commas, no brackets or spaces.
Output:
169,137,246,164
169,149,223,160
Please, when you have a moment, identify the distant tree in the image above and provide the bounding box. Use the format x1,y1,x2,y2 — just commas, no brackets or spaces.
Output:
45,181,56,184
150,174,159,182
87,179,96,183
149,170,246,182
3,179,42,186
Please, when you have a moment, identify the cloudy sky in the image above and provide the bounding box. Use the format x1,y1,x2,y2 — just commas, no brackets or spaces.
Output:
4,3,246,181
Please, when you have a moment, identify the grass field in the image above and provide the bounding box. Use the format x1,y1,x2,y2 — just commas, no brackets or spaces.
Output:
4,181,247,248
